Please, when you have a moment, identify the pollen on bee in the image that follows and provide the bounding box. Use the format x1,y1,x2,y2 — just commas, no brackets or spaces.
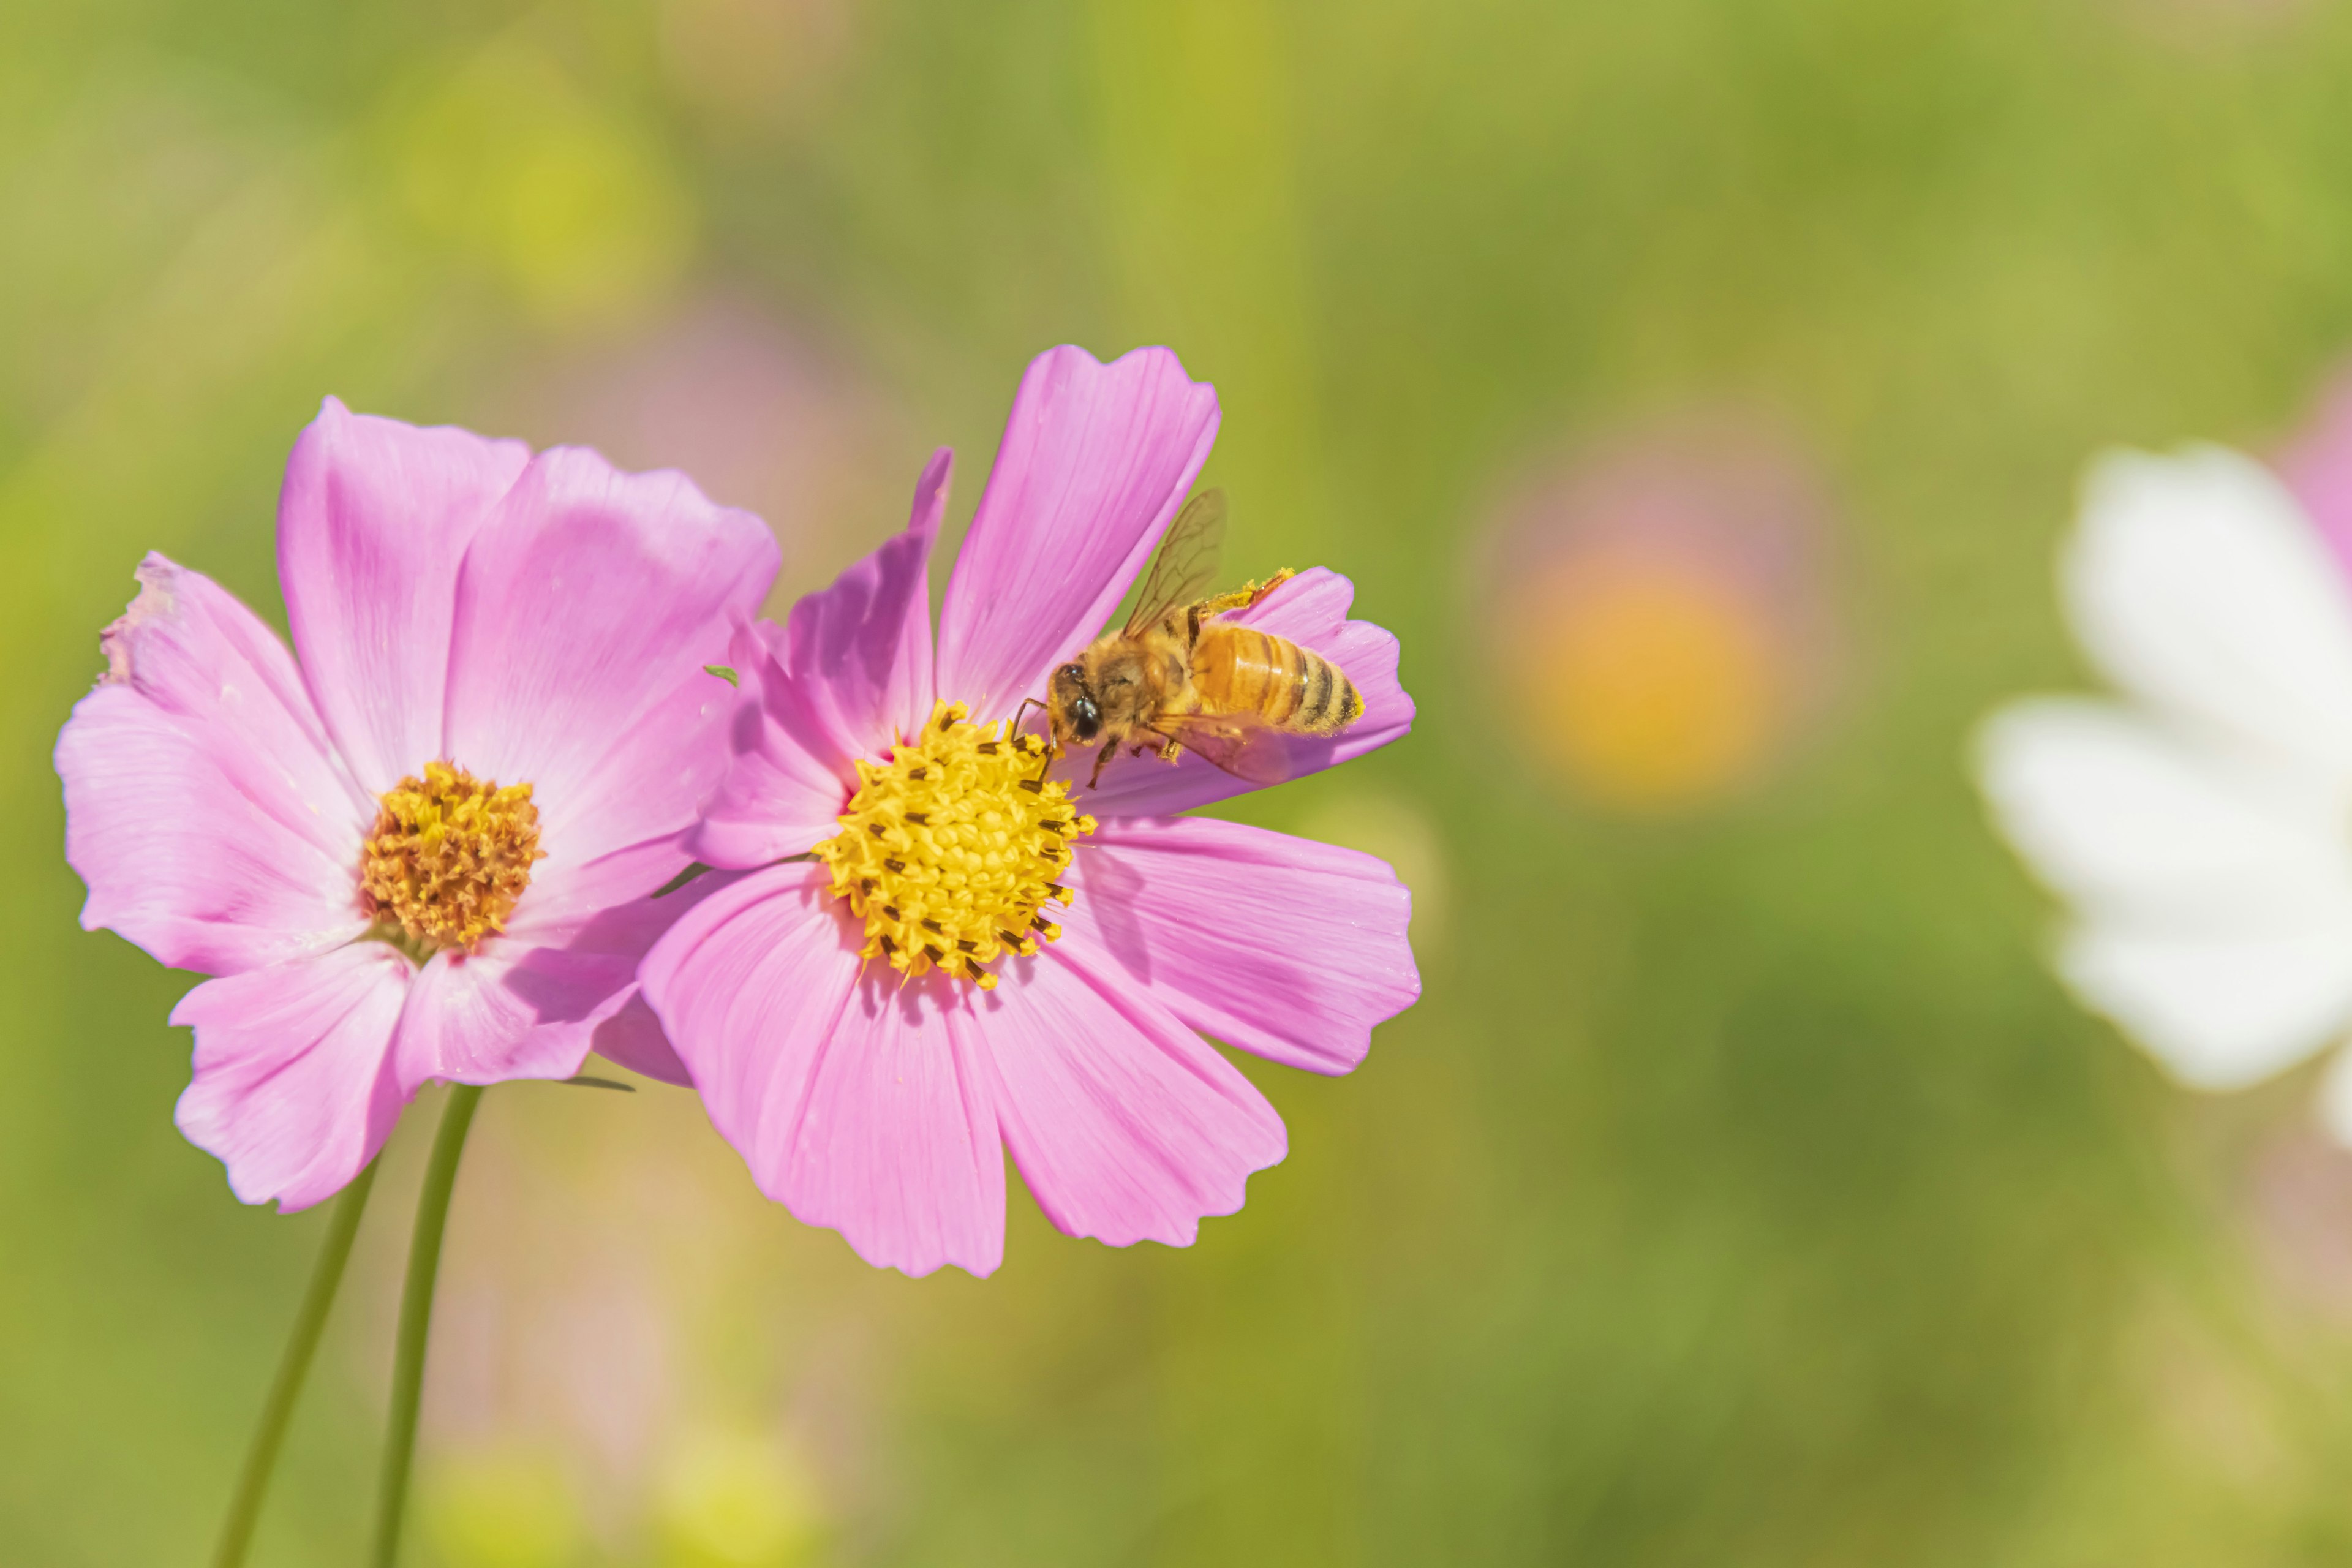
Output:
810,699,1098,987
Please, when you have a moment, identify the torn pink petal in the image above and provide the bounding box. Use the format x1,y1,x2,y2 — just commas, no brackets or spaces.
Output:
1058,816,1418,1075
934,346,1219,722
1069,568,1414,818
979,946,1287,1250
56,556,372,974
277,398,532,796
172,944,413,1212
639,864,1007,1278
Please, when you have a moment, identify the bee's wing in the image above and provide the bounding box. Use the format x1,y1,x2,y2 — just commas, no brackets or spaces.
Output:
1123,489,1227,638
1151,710,1298,786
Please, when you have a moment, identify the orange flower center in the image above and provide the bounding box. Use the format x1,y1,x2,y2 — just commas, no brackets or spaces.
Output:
360,761,544,957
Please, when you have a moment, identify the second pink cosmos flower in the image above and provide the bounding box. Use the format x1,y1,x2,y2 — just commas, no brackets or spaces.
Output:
56,399,779,1210
641,345,1421,1277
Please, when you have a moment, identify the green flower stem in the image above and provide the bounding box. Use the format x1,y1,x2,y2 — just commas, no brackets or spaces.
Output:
211,1158,380,1568
370,1084,484,1568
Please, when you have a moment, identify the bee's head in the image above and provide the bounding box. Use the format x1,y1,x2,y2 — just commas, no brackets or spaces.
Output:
1050,662,1102,743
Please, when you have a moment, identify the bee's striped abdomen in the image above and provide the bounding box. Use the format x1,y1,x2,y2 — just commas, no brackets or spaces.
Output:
1193,623,1363,736
1294,644,1364,734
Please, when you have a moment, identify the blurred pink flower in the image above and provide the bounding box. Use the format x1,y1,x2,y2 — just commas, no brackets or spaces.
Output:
1477,414,1840,810
640,345,1419,1278
2116,0,2313,43
55,399,778,1210
2277,367,2352,570
2242,1125,2352,1325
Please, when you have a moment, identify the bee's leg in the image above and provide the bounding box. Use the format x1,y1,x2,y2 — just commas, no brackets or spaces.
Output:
1009,695,1047,743
1156,737,1183,764
1088,744,1115,790
1008,695,1056,779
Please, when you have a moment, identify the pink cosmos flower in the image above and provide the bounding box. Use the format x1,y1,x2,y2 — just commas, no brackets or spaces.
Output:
639,345,1420,1278
55,399,779,1210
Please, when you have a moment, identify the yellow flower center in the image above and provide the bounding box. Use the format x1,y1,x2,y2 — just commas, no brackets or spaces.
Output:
815,700,1095,989
360,760,545,957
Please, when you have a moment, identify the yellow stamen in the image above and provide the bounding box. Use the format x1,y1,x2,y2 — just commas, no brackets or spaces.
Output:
814,700,1095,989
360,761,545,957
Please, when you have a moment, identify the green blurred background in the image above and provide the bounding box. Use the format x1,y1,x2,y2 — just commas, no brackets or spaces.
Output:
14,0,2352,1562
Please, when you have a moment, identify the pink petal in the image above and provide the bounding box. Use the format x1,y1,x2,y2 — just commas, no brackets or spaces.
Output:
587,991,691,1087
56,556,372,974
640,864,1007,1277
980,944,1287,1250
2278,371,2352,578
171,943,413,1212
510,660,737,923
440,443,780,863
1068,568,1414,817
793,976,1008,1278
933,346,1220,722
388,854,736,1095
689,620,855,869
690,451,951,869
1057,816,1419,1074
509,832,709,942
391,943,623,1092
277,398,532,796
780,447,949,762
394,854,739,1090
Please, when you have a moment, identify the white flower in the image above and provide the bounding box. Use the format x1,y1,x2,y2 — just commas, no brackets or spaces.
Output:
1977,445,2352,1139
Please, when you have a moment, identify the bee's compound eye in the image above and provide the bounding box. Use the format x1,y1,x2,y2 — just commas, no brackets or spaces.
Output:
1070,697,1102,741
1057,663,1085,683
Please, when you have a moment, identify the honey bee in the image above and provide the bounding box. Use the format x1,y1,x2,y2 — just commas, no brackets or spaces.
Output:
1040,490,1363,788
